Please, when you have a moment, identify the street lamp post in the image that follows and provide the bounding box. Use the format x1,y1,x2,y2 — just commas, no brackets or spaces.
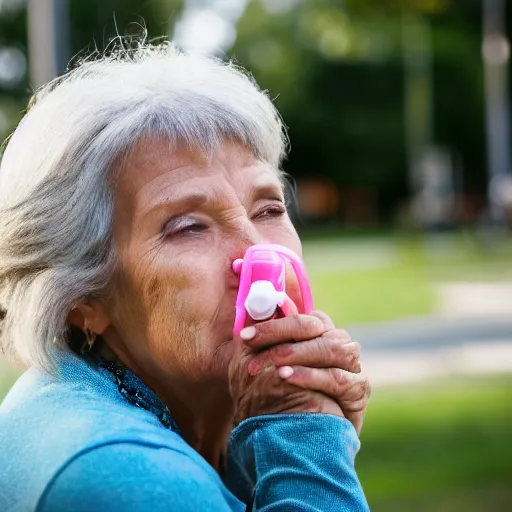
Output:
27,0,69,88
483,0,511,225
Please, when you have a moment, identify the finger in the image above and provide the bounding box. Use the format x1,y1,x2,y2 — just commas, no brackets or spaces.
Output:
309,310,335,330
273,337,359,372
277,365,370,436
284,262,304,312
248,335,359,375
240,313,332,349
278,366,370,406
280,293,299,317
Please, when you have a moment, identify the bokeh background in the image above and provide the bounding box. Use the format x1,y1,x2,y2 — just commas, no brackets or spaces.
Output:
1,1,511,510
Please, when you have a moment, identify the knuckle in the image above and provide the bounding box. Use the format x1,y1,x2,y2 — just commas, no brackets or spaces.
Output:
346,343,362,371
299,315,323,337
364,376,372,398
350,354,362,373
335,328,352,341
326,339,361,372
346,373,366,400
345,398,367,413
270,343,293,362
355,383,367,401
313,310,335,330
306,394,323,412
272,343,288,356
327,338,344,358
307,396,319,410
253,321,270,338
350,341,362,356
332,368,348,388
350,356,362,373
355,373,371,400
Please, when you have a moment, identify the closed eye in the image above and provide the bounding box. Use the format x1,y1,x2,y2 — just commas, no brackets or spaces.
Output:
252,202,287,220
163,215,208,238
177,223,207,235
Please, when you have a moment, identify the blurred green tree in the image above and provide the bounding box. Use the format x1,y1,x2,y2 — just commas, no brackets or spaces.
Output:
0,0,500,222
231,0,487,220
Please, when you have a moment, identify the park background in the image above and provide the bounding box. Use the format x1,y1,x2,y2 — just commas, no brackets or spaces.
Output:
0,0,511,510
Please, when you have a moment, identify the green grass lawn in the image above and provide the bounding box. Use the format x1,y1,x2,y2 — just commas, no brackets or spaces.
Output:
358,374,512,511
303,231,512,325
309,262,435,325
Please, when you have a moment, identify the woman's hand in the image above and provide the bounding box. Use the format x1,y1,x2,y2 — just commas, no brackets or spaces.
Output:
228,311,371,435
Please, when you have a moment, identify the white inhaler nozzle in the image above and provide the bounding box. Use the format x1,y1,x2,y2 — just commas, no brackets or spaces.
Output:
244,280,286,321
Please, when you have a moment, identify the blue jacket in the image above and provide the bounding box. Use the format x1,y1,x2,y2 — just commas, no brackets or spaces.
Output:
0,350,369,511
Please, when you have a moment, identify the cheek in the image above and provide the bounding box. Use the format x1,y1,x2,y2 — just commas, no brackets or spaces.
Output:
145,281,233,379
138,258,228,364
136,270,198,371
287,224,302,257
263,216,302,256
266,218,305,305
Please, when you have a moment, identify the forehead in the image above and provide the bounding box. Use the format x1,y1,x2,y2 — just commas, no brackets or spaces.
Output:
115,138,283,211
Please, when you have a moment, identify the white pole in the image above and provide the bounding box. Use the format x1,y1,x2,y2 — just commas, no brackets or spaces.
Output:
27,0,69,88
483,0,510,224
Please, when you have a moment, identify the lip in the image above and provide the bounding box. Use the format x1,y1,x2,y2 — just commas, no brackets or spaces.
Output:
226,266,241,291
227,279,240,293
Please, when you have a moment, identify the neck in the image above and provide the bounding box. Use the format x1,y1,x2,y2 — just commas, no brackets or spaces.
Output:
157,381,234,473
96,341,234,472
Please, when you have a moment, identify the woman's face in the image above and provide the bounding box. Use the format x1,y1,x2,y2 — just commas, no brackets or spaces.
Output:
103,138,301,387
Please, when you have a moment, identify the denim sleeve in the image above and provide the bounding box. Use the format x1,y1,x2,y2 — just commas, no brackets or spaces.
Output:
37,442,244,512
225,414,369,512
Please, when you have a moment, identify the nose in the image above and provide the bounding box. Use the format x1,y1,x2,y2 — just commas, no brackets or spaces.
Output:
229,219,267,273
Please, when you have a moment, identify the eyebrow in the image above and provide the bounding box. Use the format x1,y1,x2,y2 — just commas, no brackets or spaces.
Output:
142,180,285,223
251,183,285,202
142,193,209,222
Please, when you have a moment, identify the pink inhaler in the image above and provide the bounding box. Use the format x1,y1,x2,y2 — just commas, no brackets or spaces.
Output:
232,244,314,336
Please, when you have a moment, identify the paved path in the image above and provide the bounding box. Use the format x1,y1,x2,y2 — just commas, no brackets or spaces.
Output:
2,301,511,391
350,314,512,387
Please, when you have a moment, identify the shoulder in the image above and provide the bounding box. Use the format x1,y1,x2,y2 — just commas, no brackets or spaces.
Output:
37,441,231,512
0,360,213,511
0,361,185,454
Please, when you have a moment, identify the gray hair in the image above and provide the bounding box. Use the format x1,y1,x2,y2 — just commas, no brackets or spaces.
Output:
0,41,287,372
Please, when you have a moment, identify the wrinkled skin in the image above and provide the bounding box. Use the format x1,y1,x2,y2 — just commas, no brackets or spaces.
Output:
230,312,369,435
75,138,370,469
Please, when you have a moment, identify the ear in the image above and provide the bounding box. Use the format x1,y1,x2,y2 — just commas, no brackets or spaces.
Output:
67,300,111,335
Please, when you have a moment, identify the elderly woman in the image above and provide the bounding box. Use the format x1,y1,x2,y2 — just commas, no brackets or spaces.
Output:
0,43,370,511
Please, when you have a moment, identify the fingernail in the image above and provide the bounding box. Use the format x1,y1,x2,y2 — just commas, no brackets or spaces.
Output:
240,326,256,341
278,366,294,379
248,359,262,375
